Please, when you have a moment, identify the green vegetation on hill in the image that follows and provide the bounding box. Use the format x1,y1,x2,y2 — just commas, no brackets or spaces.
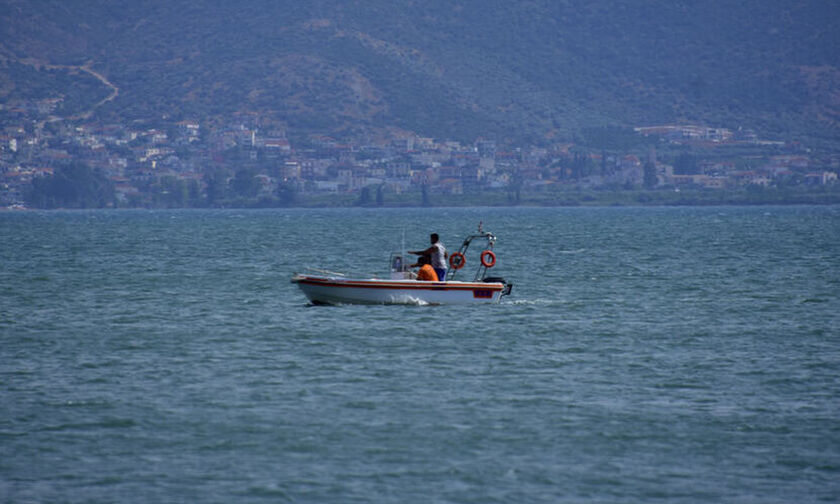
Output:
25,164,115,209
1,1,839,147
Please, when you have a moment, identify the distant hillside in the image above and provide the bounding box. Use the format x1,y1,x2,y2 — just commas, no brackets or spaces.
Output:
2,0,838,147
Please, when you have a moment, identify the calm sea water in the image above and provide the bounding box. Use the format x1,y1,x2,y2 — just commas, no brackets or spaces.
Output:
2,206,839,503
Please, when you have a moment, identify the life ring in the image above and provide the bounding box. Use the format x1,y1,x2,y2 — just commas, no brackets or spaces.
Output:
480,250,496,268
449,252,466,270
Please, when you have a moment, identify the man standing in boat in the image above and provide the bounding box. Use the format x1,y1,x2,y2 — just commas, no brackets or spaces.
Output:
410,233,448,281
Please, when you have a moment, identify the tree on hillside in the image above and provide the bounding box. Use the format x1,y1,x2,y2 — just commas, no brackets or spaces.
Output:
153,175,193,208
277,180,298,206
230,167,261,199
358,186,372,206
205,168,229,206
674,153,699,175
421,183,431,207
507,168,522,204
643,160,658,189
25,163,115,209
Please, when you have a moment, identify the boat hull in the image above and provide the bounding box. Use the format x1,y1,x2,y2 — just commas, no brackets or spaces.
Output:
291,274,506,305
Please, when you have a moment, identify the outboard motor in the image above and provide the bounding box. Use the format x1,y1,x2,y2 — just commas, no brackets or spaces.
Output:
483,276,513,296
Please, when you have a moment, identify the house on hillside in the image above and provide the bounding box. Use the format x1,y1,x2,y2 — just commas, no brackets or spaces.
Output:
461,164,483,189
282,161,301,180
731,171,770,186
264,138,291,152
804,171,838,185
438,178,463,195
177,120,200,143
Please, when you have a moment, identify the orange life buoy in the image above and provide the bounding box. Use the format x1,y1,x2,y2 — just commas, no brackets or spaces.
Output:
480,250,496,268
449,252,466,270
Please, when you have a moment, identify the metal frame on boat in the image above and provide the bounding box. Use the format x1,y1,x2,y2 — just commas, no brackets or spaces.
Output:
291,224,513,305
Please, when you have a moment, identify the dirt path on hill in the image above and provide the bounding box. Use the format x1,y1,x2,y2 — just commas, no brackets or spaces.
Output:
1,56,120,125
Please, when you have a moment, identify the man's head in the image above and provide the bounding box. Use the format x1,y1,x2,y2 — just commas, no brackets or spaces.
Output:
411,255,430,268
430,233,439,244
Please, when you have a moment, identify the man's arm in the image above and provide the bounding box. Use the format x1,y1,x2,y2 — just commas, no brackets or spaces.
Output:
409,245,436,256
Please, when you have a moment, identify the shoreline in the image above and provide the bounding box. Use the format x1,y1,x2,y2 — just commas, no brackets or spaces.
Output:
6,188,840,211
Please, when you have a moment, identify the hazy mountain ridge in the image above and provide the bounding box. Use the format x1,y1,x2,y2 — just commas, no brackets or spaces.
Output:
1,0,838,146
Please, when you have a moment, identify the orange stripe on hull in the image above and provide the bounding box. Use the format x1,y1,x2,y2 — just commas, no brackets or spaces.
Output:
293,276,503,292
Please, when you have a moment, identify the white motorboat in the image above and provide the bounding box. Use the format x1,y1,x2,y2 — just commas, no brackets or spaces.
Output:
291,225,513,305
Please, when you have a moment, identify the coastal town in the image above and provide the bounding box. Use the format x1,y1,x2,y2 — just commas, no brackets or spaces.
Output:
2,101,839,208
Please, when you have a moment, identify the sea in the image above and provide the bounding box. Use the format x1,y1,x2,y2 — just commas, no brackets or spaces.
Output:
1,206,839,503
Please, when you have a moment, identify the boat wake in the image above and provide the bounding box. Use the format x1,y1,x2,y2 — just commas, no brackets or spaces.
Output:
400,297,431,306
508,298,558,306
